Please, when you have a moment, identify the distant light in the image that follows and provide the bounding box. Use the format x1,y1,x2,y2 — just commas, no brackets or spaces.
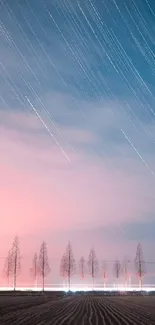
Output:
0,285,155,292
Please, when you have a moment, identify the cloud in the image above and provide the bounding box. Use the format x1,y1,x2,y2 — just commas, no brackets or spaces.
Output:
1,106,155,244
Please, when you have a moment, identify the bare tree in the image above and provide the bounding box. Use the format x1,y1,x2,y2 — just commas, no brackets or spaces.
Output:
10,236,21,290
60,253,67,287
102,260,108,288
114,259,121,287
38,241,50,292
88,247,99,289
135,243,145,289
63,241,76,290
121,257,130,288
79,256,86,280
3,249,12,288
30,253,38,288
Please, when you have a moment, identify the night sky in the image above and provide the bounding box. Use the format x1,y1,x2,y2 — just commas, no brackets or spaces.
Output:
0,0,155,286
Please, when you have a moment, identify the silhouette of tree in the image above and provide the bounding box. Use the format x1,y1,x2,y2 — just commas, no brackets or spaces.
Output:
88,247,99,289
30,252,38,288
63,241,76,290
135,242,145,289
114,259,121,287
3,249,12,288
10,236,21,290
121,257,130,287
38,241,50,292
102,260,108,288
79,256,86,280
60,253,67,286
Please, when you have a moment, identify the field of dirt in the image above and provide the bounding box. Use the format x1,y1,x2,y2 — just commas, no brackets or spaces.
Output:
0,293,155,324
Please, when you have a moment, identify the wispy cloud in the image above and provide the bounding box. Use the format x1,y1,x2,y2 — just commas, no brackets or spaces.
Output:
1,106,155,238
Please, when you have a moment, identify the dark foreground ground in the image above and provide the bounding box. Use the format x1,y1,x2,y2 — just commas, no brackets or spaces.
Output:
1,292,155,324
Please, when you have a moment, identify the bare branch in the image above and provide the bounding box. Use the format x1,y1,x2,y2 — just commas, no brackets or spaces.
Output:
10,236,21,290
102,260,108,287
121,257,130,286
88,247,99,288
135,242,145,289
114,259,121,282
60,253,67,279
61,241,76,290
38,241,50,292
79,256,86,280
30,252,39,287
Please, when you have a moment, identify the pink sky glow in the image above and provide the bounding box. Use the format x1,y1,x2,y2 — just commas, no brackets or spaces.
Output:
0,110,155,286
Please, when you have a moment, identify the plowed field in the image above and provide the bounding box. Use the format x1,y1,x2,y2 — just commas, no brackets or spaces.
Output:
1,294,155,324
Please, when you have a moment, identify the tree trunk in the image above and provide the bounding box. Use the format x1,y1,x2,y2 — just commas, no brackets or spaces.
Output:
42,275,44,292
68,275,70,291
13,273,16,291
92,276,94,290
139,276,142,290
35,275,38,289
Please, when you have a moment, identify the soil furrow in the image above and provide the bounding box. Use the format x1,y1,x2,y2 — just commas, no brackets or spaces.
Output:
1,294,155,325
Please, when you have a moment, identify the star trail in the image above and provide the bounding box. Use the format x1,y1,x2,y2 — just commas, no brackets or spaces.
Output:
0,0,155,168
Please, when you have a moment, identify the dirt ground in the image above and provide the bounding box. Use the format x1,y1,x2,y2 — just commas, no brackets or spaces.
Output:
0,294,155,324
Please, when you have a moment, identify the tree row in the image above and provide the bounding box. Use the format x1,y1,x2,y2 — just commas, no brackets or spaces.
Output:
3,237,145,291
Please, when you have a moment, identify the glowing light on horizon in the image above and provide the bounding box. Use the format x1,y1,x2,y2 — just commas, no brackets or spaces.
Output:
0,285,155,292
